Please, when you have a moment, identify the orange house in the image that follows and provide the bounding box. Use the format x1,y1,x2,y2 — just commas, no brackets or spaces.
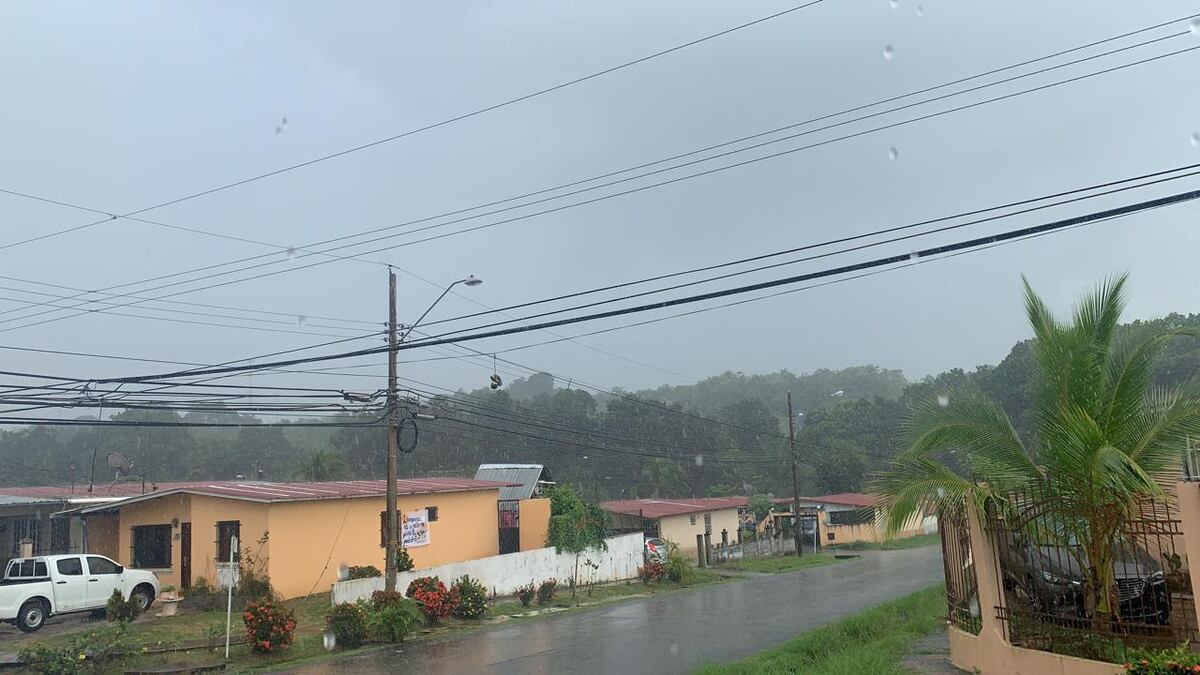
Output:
74,478,518,599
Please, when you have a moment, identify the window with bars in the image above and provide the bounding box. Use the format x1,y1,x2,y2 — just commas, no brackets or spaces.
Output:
216,521,240,562
132,525,172,568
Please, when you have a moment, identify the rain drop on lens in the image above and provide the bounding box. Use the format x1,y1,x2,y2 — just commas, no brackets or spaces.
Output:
889,0,899,9
694,454,704,467
883,45,894,60
286,246,297,259
323,631,336,651
1191,133,1200,148
937,394,950,408
909,251,920,261
916,4,924,16
1191,18,1200,34
296,315,307,327
888,146,899,161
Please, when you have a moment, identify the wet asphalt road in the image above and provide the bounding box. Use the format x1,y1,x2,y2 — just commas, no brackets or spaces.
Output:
285,546,943,675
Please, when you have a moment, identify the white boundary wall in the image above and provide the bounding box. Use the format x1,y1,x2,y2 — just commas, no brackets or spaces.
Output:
331,532,643,605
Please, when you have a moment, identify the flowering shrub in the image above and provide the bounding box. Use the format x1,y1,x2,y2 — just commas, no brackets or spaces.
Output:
366,597,423,643
516,581,537,607
346,565,382,580
243,599,296,654
638,561,666,584
405,576,452,623
536,579,557,606
450,575,489,619
1124,647,1200,674
326,602,368,649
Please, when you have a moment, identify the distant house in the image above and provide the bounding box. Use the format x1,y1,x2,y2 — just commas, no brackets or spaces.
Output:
775,492,933,545
473,464,554,554
600,497,748,555
69,478,521,599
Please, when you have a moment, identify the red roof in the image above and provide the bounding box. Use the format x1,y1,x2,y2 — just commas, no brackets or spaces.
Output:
0,481,211,501
600,497,748,519
4,478,514,507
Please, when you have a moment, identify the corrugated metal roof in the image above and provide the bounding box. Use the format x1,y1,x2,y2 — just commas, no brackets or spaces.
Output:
774,493,879,508
600,497,748,519
0,481,210,501
0,494,62,507
77,477,516,513
473,464,550,501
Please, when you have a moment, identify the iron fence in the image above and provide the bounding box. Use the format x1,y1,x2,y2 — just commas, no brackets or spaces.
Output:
939,504,982,634
985,486,1196,660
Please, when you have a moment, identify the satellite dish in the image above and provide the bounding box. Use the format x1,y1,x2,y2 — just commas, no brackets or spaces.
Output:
106,452,133,477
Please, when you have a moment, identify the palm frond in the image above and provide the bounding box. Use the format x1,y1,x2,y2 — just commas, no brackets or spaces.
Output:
901,392,1040,486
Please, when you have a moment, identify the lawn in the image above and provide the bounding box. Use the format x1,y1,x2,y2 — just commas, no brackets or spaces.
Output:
830,532,942,551
9,568,728,673
718,553,843,574
695,585,945,675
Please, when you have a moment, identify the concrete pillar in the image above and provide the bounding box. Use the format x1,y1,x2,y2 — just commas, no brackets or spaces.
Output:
19,538,33,558
695,534,706,567
703,532,712,567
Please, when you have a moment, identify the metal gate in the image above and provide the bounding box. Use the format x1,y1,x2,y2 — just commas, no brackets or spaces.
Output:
499,501,520,554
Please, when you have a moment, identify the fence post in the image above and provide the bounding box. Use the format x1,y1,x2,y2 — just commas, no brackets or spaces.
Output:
704,532,713,567
696,534,706,567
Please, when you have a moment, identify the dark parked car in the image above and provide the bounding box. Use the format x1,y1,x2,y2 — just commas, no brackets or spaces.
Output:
1003,539,1169,625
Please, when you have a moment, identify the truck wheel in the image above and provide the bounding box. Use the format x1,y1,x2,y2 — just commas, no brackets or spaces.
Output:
16,600,47,633
130,585,154,613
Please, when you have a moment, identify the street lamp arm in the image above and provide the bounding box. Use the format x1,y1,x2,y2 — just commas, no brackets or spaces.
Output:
398,276,481,342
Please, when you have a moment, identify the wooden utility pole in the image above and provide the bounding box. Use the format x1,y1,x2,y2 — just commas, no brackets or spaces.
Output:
788,391,803,557
384,269,400,592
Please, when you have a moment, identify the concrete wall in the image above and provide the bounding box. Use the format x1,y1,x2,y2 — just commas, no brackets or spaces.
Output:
331,532,643,605
518,498,550,552
659,508,740,554
85,513,121,560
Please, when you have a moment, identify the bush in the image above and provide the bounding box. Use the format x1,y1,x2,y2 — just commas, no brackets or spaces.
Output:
243,599,296,654
638,561,666,584
665,546,688,583
19,623,126,675
396,548,414,572
346,565,382,580
237,569,274,600
405,576,452,623
183,576,213,597
516,581,537,607
365,597,423,643
106,588,141,622
536,579,557,605
370,590,406,610
1123,646,1200,673
450,575,489,619
326,602,368,649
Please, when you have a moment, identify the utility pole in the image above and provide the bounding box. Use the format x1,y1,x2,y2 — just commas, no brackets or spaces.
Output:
788,391,803,558
384,269,400,592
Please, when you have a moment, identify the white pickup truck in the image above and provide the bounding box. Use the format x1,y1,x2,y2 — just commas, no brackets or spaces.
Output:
0,554,159,632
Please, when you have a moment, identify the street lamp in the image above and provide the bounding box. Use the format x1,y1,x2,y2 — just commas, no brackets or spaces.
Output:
385,273,483,592
399,276,483,342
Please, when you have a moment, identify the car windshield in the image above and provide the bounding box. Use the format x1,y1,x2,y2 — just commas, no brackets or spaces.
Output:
2,4,1198,671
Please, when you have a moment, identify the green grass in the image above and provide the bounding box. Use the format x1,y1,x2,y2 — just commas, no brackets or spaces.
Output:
695,585,946,675
829,532,942,551
490,568,726,617
718,553,843,574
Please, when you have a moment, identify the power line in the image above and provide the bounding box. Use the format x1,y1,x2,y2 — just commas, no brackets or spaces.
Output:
1,1,825,251
97,184,1200,385
5,26,1195,334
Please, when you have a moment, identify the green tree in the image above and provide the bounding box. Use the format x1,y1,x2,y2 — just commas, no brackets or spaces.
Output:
748,493,775,523
296,450,350,481
876,275,1200,626
545,485,610,597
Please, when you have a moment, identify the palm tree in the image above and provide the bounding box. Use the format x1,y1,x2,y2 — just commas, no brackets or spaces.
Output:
875,274,1200,624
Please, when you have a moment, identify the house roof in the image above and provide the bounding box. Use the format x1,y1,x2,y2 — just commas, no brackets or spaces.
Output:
783,493,879,508
75,478,516,513
0,481,209,501
473,464,553,501
0,494,62,507
600,497,748,519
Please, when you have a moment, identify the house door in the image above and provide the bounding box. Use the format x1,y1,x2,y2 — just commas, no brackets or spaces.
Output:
180,523,191,590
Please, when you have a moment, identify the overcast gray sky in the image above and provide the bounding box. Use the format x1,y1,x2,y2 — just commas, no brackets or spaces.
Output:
2,0,1199,402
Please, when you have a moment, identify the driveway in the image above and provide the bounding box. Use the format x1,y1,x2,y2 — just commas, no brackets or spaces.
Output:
286,546,944,675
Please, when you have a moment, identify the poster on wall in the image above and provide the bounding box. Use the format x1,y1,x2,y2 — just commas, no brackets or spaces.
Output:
402,509,430,548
